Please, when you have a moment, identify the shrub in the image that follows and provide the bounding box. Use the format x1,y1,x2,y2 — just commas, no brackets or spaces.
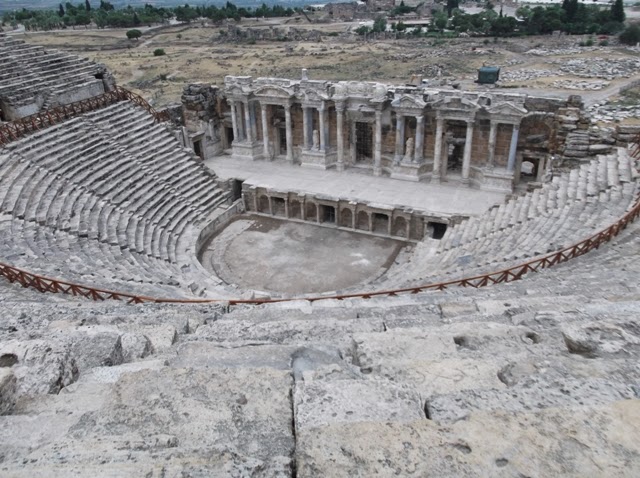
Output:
599,40,609,46
126,29,142,40
619,24,640,45
153,48,166,56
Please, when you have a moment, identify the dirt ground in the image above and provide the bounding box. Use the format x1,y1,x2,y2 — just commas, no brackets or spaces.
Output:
14,18,640,109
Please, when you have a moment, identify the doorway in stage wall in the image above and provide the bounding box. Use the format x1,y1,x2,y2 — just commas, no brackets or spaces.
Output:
355,122,373,164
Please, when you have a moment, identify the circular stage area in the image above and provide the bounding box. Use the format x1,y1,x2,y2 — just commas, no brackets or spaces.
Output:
199,215,407,295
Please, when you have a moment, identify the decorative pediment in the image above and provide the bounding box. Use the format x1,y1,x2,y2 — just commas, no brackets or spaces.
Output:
253,85,294,99
391,95,426,110
430,96,478,111
487,102,528,117
298,87,329,103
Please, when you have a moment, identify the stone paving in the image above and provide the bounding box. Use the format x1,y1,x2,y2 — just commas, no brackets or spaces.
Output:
205,156,507,218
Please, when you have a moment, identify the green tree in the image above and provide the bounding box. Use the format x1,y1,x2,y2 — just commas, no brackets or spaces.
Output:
85,0,91,12
99,0,114,11
610,0,625,23
58,4,65,17
372,16,387,33
153,48,166,56
446,0,459,17
619,24,640,45
126,28,142,40
434,11,448,31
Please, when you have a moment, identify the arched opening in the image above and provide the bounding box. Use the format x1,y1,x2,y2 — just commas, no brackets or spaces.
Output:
357,211,369,231
258,195,270,214
392,216,408,237
272,197,286,217
289,200,302,219
305,202,317,222
320,205,336,224
372,213,389,234
340,208,353,228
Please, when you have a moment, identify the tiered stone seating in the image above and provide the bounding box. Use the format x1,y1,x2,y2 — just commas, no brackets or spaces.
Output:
381,148,639,288
0,101,231,298
0,33,103,115
0,218,638,475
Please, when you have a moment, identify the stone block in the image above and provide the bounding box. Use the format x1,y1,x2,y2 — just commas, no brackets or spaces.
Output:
294,379,424,431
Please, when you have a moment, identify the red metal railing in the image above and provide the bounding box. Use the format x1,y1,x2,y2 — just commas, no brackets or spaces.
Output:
0,86,168,146
0,191,638,306
0,123,638,306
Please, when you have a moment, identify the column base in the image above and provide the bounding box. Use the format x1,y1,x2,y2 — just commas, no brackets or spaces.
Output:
373,167,382,176
232,141,263,160
461,177,471,185
336,161,345,172
300,149,337,169
471,166,514,193
390,161,430,182
431,175,441,184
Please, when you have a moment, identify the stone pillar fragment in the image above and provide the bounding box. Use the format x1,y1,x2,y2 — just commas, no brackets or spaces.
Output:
230,100,239,143
303,107,311,151
415,115,424,163
507,124,520,172
394,114,405,163
244,101,253,143
374,110,382,176
487,120,498,168
433,117,444,183
261,103,269,159
285,104,293,162
319,104,327,151
336,104,345,171
462,120,474,183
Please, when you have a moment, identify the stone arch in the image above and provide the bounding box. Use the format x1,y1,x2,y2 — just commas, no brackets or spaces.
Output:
258,195,270,214
289,199,302,219
272,197,286,217
340,208,353,228
392,216,408,238
372,213,389,234
305,201,318,222
356,211,369,231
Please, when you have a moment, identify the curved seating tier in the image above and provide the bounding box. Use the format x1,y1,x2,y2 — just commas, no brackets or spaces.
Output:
0,101,230,298
0,33,103,110
380,148,639,289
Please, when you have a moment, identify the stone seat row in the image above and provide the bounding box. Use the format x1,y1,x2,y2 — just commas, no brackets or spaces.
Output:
429,183,636,281
0,102,229,298
439,152,633,252
375,149,638,292
0,52,92,81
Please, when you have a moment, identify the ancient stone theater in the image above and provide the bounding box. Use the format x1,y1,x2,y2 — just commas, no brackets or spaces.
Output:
0,32,639,476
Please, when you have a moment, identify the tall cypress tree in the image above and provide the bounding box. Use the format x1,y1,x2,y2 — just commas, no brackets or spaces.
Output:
611,0,626,23
85,0,91,11
58,3,65,17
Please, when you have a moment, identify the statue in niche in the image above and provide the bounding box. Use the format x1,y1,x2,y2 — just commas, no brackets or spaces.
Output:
404,136,415,162
312,129,320,150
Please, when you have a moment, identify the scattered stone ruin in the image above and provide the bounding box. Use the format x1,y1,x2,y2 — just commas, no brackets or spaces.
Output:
0,33,639,476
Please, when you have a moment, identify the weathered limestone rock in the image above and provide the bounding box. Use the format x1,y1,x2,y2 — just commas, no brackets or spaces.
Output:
562,321,640,358
428,377,636,423
119,332,152,362
70,330,123,372
295,400,640,477
294,380,425,431
0,340,78,396
0,368,17,415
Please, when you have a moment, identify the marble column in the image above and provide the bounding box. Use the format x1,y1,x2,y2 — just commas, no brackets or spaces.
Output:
250,102,258,143
462,120,474,183
230,100,238,144
302,106,311,150
336,105,345,171
487,120,498,168
394,114,405,163
261,103,269,159
433,117,444,183
284,104,293,162
507,123,520,172
319,104,327,151
414,115,424,163
350,121,356,164
243,101,252,143
374,110,382,176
